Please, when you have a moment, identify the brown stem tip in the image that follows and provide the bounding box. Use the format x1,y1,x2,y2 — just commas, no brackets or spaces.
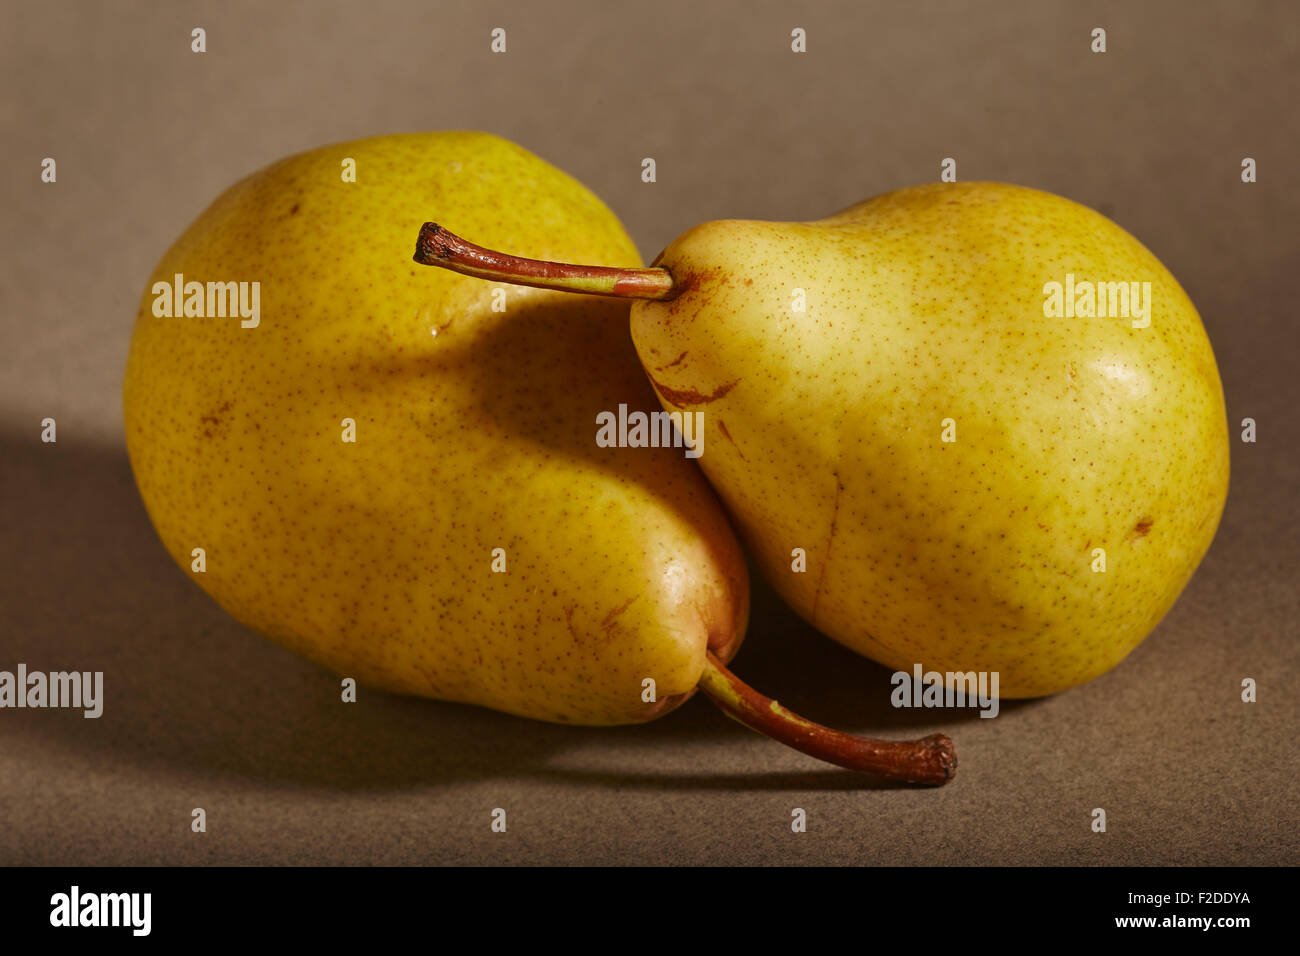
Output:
698,652,957,785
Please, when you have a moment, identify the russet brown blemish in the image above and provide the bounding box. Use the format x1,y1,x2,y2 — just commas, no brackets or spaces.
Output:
648,375,739,408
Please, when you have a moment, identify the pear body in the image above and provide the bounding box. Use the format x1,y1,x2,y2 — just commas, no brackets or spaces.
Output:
630,182,1227,697
124,132,747,725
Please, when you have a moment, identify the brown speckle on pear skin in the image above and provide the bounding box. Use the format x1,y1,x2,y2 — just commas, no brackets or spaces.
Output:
198,399,234,439
716,419,746,461
600,594,640,641
648,375,740,408
656,351,689,371
563,604,581,643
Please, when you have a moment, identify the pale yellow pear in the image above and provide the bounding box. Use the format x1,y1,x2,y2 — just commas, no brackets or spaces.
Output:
124,132,747,725
627,183,1229,697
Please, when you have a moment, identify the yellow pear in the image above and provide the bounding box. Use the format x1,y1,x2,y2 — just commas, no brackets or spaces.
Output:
124,132,747,726
416,182,1229,698
126,133,954,781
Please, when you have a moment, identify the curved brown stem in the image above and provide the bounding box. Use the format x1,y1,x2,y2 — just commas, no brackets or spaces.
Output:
698,651,957,785
413,223,678,300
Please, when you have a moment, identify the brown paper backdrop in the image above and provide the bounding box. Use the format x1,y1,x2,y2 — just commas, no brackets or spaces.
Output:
1,0,1296,865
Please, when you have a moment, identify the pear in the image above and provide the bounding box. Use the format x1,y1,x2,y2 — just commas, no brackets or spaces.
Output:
125,133,954,781
415,181,1229,698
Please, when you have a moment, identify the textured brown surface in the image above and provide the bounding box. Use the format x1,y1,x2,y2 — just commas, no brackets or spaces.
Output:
1,0,1297,865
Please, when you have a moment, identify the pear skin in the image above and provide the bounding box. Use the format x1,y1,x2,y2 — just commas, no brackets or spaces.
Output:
628,182,1229,697
124,132,747,726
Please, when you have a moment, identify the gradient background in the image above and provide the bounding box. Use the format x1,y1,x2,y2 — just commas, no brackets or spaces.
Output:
1,0,1296,865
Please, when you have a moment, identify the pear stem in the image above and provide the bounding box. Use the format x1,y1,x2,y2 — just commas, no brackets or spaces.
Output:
413,223,678,300
698,652,957,785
